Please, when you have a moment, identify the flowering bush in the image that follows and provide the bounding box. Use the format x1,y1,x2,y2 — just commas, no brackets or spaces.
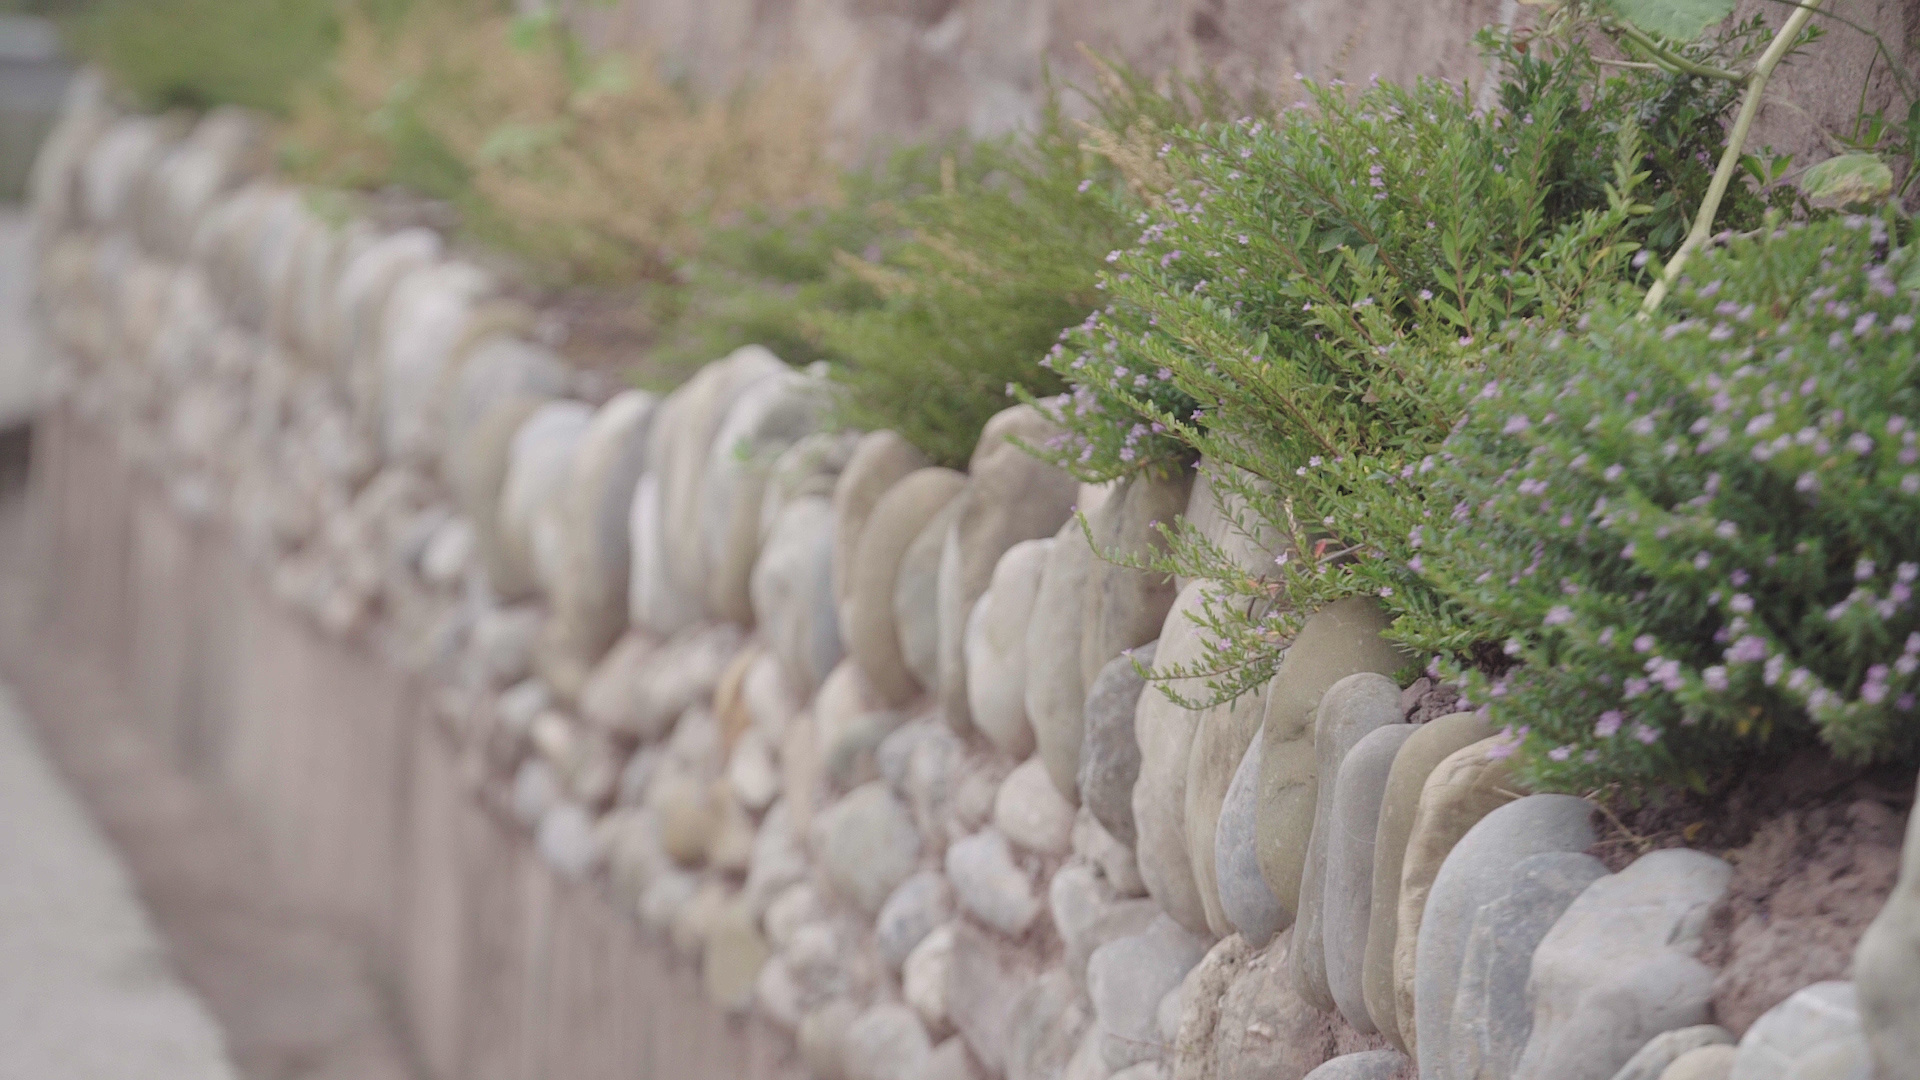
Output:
1019,38,1780,701
1405,215,1920,790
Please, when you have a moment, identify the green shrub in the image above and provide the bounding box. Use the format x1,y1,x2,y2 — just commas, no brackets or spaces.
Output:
69,0,343,115
812,65,1243,467
1403,216,1920,790
650,144,956,380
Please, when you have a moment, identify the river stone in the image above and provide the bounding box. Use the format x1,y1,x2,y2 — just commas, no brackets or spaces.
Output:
1079,642,1153,850
845,467,967,705
1187,672,1271,938
496,400,593,599
1362,711,1495,1048
927,1037,989,1080
1052,863,1161,990
751,495,844,696
1217,725,1285,947
612,622,747,742
1609,1026,1736,1080
450,393,549,595
948,921,1045,1072
1256,599,1411,959
834,431,930,608
744,800,809,917
1076,807,1148,898
1727,982,1870,1080
1177,457,1286,592
896,490,968,690
1090,914,1211,1071
877,871,954,972
548,390,657,662
966,538,1051,758
1080,471,1191,690
1320,722,1416,1026
938,405,1079,734
846,1002,934,1080
727,726,780,812
905,923,957,1031
1419,798,1600,1079
1008,969,1091,1080
815,662,897,794
1302,1051,1411,1080
1133,581,1218,935
1028,517,1096,797
1664,1046,1738,1080
1394,735,1524,1054
703,895,770,1011
701,367,828,624
1513,848,1733,1080
377,260,492,465
656,346,790,619
438,334,568,467
1292,671,1406,1009
629,471,701,636
800,1000,862,1080
946,828,1041,935
815,781,922,914
761,430,859,541
1854,766,1920,1080
996,757,1076,857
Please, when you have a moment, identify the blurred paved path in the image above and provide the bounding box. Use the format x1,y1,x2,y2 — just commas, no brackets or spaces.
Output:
0,681,241,1080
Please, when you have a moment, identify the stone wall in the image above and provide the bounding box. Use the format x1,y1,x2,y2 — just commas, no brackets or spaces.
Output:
20,66,1920,1080
558,0,1920,175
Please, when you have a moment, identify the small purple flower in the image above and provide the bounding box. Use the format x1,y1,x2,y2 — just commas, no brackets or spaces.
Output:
1544,605,1574,627
1548,745,1573,762
1727,635,1768,663
1633,723,1660,745
1704,666,1729,691
1594,710,1624,738
1633,634,1656,653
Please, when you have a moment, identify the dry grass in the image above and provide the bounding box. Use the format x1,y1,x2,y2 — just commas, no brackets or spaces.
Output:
284,1,839,285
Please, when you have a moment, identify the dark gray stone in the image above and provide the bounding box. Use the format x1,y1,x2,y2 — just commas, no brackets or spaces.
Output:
1079,642,1154,847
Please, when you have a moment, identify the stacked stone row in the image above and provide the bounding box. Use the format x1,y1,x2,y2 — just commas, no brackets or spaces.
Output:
25,77,1920,1080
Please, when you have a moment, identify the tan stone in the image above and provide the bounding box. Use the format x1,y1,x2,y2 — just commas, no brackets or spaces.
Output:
1184,676,1269,938
1360,711,1492,1048
937,405,1078,733
1392,735,1523,1057
1027,517,1095,798
844,466,967,705
1254,598,1412,932
832,430,929,611
1079,470,1191,688
1131,580,1217,935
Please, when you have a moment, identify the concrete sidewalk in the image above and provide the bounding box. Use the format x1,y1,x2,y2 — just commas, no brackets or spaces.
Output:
0,681,240,1080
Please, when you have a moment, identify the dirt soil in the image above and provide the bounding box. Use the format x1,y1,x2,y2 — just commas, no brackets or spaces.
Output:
1587,746,1915,1037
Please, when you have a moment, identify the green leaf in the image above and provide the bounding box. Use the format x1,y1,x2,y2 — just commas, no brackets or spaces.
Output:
1799,153,1894,207
1605,0,1735,42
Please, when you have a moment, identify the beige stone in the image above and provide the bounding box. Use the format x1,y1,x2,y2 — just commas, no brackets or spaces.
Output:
936,405,1078,733
1131,580,1217,935
1254,598,1412,934
832,430,929,611
1361,711,1492,1048
844,466,967,705
1079,470,1191,688
895,490,968,691
1027,517,1095,798
965,537,1051,758
1659,1045,1736,1080
1392,735,1523,1057
1184,675,1269,938
1290,672,1405,1011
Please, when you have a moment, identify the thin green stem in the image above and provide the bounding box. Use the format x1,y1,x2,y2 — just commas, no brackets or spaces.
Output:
1640,0,1822,318
1615,23,1746,83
